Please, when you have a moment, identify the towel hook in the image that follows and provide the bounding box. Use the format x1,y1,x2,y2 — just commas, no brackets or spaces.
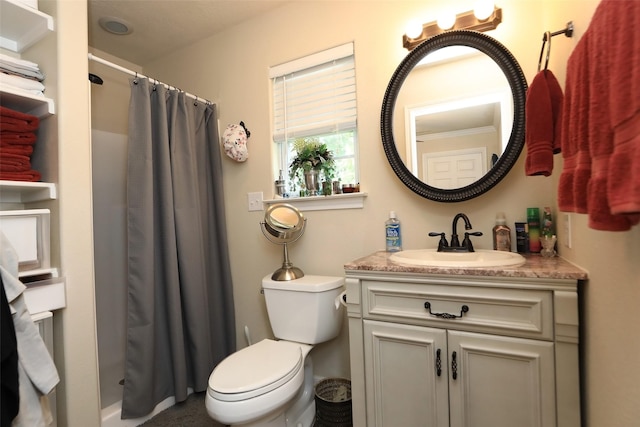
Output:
538,31,552,71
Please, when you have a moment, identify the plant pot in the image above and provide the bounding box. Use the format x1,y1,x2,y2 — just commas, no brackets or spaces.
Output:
322,181,332,196
304,170,320,196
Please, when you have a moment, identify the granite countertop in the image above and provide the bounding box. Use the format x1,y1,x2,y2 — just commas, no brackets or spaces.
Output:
344,251,588,281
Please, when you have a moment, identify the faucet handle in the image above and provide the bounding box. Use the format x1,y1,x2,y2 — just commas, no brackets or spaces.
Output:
462,232,483,252
428,232,449,252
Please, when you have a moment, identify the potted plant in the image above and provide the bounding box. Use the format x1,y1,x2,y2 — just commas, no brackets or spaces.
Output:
289,137,336,195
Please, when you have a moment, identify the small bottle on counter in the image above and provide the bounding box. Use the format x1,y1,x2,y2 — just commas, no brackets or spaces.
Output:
542,207,554,237
527,207,541,253
492,212,512,252
515,222,528,253
274,169,286,197
385,211,403,252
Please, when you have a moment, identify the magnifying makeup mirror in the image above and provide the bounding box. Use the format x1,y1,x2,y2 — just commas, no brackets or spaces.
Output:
260,203,306,281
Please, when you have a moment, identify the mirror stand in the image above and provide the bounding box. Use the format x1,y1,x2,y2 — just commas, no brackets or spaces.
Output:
271,241,305,281
260,203,307,281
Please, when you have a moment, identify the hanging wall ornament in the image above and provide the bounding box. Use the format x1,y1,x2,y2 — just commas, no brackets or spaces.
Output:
222,121,251,162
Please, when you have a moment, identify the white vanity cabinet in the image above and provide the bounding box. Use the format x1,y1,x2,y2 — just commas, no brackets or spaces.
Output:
345,253,585,427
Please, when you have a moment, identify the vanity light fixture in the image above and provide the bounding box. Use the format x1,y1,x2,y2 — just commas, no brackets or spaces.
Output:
403,4,502,50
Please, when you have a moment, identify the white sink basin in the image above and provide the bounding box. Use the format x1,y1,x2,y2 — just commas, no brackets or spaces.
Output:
390,249,526,268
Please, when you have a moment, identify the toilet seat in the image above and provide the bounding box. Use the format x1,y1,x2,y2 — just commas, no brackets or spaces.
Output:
208,339,303,402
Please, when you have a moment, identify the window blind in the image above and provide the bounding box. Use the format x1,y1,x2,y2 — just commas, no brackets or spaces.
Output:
271,44,356,143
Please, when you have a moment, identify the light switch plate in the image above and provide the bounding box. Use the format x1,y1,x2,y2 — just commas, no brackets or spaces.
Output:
247,192,263,211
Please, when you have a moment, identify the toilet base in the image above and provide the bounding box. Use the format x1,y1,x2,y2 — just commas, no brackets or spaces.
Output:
228,355,316,427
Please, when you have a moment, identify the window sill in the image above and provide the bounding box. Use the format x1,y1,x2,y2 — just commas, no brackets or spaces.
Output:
263,192,367,212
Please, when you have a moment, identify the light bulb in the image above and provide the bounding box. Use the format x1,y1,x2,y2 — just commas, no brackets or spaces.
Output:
437,12,456,30
405,20,424,39
474,0,495,21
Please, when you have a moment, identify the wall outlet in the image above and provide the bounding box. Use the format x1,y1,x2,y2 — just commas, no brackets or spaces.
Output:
563,213,572,248
247,192,264,211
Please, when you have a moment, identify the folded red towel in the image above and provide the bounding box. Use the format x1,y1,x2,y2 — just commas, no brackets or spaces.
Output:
0,152,30,172
0,144,33,156
0,106,39,132
0,132,37,145
0,170,41,182
525,70,563,176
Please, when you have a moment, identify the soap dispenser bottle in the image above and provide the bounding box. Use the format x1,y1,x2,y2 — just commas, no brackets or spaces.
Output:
493,212,512,252
274,170,286,197
385,211,402,252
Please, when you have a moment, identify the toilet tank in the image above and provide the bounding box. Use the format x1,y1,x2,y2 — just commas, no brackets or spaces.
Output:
262,274,344,345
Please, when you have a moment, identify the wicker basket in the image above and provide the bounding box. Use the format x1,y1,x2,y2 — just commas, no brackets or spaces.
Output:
314,378,352,427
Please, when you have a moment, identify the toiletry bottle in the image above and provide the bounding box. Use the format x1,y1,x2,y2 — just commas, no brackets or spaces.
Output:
275,169,286,197
385,211,402,252
527,207,541,253
493,212,511,251
542,207,554,237
515,222,528,253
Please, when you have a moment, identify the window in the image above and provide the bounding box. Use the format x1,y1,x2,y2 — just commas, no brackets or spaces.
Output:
270,43,358,196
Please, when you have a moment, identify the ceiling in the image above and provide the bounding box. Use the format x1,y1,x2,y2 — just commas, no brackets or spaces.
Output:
88,0,289,65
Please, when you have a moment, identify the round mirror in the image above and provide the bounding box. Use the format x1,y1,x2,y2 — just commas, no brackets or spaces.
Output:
263,203,306,241
381,30,527,202
261,203,306,281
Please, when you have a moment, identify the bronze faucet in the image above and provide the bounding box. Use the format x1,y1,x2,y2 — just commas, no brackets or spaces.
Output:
429,213,483,252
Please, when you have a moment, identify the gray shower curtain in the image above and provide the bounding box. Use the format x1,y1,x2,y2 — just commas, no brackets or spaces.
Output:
122,78,235,419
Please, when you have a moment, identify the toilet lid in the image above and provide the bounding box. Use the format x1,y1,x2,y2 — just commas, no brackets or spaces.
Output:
208,339,303,402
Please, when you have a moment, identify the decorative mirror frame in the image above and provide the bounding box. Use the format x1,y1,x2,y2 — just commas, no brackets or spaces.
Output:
381,30,528,202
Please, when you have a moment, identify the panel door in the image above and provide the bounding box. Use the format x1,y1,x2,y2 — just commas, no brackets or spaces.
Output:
423,148,486,189
363,320,449,427
447,330,556,427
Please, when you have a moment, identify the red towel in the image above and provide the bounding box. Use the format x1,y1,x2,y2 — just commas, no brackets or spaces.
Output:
0,106,39,132
558,36,591,214
525,70,564,176
0,132,37,145
0,144,33,156
0,171,41,182
558,0,640,231
547,73,564,154
0,152,31,172
606,0,640,220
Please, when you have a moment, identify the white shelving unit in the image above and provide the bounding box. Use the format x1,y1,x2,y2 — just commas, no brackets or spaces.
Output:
0,0,54,52
0,0,64,322
0,85,55,117
0,0,56,202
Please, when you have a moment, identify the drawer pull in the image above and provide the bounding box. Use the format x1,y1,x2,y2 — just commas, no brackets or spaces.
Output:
436,348,442,377
451,351,458,380
424,301,469,319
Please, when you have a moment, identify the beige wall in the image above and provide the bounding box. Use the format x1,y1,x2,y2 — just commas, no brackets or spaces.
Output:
77,0,640,425
33,0,101,425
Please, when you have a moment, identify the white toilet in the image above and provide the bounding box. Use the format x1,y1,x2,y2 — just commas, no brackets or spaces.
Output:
206,274,345,426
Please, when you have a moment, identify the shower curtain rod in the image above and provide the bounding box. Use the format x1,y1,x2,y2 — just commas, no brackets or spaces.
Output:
88,53,211,104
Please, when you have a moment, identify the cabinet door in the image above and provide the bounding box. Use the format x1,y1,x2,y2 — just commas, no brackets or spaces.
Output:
363,320,449,427
447,330,556,427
